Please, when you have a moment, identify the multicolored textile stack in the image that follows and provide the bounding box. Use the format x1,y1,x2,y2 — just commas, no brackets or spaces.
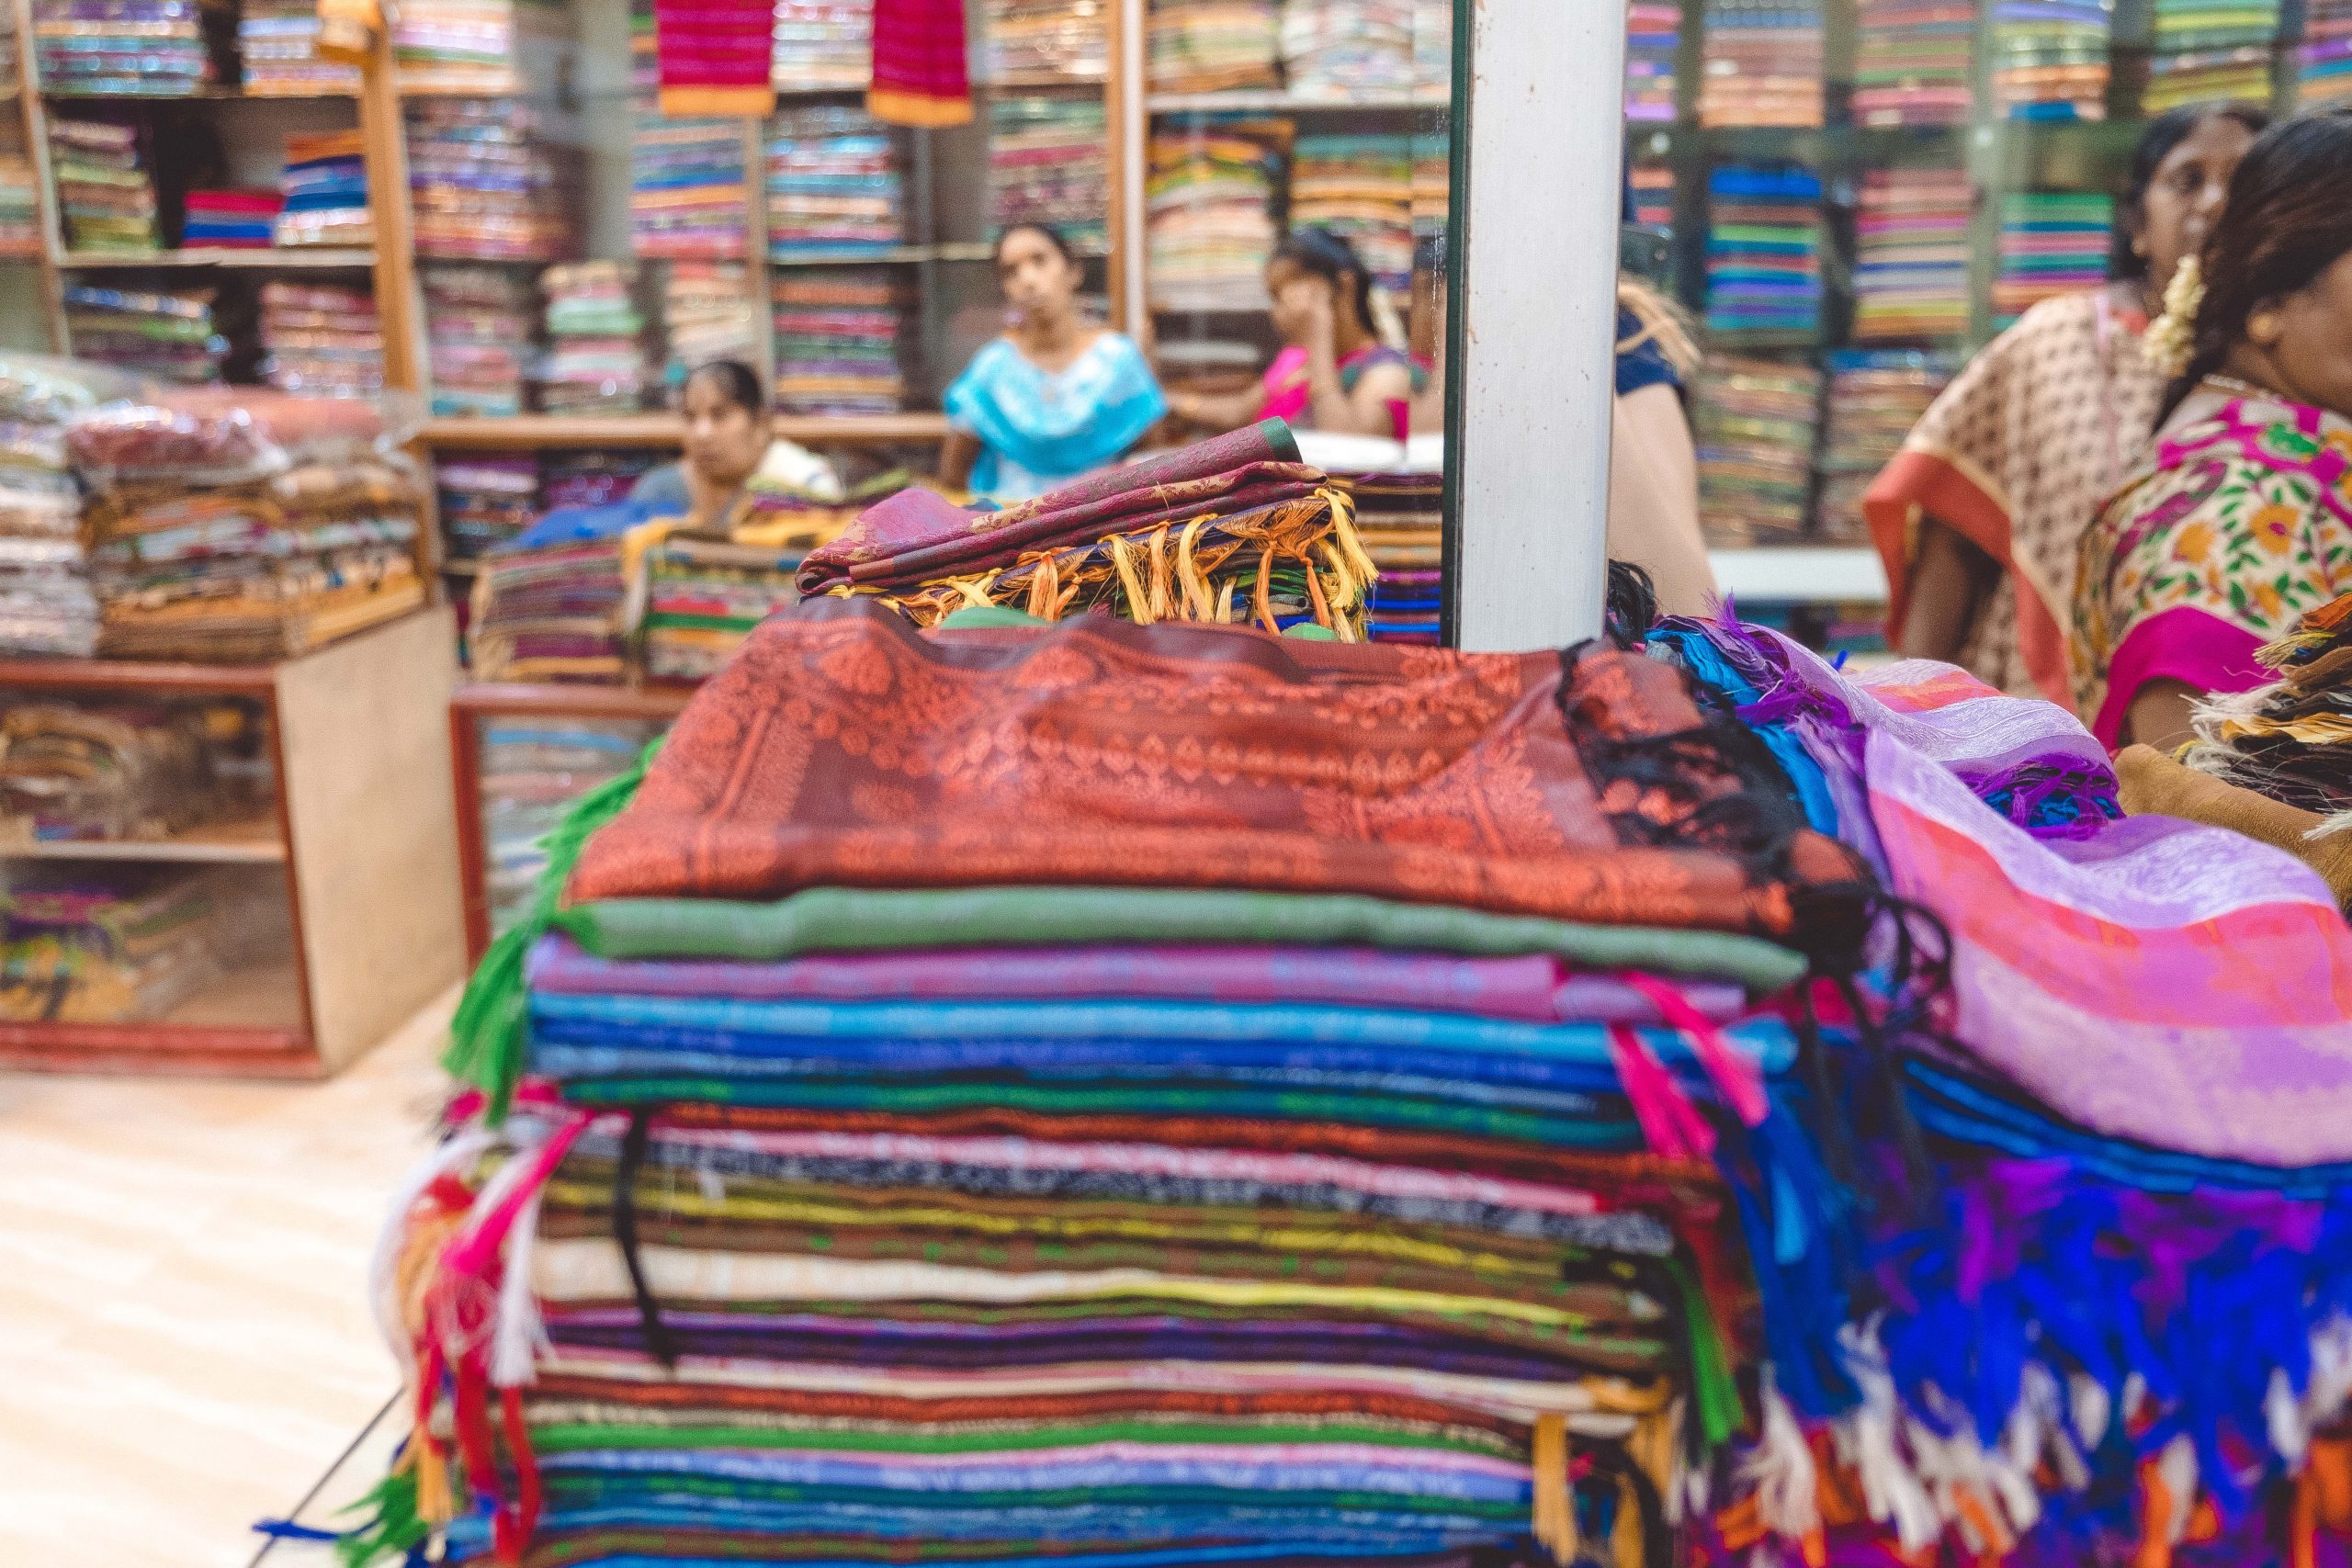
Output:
2184,590,2352,824
1693,355,1822,545
1279,0,1414,97
1146,118,1283,315
1289,134,1414,295
659,264,760,389
468,500,646,682
2302,0,2352,103
238,0,362,94
1989,0,2110,118
274,130,373,248
0,696,253,842
395,0,565,92
436,452,539,564
359,586,1890,1568
538,262,650,415
0,152,38,257
424,265,535,418
1697,0,1824,128
628,114,752,261
771,269,908,415
1624,0,1683,121
51,117,156,253
1994,190,2109,328
0,866,277,1023
1851,0,1974,125
766,104,905,259
1629,158,1675,234
1850,165,1972,343
989,96,1108,253
1334,467,1442,643
258,280,385,399
181,188,281,249
802,422,1374,636
544,452,657,510
2145,0,2280,112
62,284,223,382
1148,0,1279,91
68,390,425,660
1703,165,1823,342
475,716,670,939
33,0,209,95
771,0,873,89
1814,350,1955,545
987,0,1105,80
0,354,125,659
407,100,577,262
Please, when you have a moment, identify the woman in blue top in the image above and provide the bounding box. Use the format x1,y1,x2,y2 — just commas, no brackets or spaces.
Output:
941,223,1167,502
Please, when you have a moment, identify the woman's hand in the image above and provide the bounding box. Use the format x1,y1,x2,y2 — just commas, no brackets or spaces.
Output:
1284,279,1336,349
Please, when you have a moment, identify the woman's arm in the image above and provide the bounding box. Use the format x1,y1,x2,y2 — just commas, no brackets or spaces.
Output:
1168,385,1267,434
939,430,982,490
1607,383,1716,617
2121,678,2202,751
1895,519,2001,663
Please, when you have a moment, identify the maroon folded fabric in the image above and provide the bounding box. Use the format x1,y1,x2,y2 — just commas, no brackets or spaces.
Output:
797,418,1305,594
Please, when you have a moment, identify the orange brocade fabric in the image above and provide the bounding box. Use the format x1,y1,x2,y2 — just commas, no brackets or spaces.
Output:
561,599,1869,940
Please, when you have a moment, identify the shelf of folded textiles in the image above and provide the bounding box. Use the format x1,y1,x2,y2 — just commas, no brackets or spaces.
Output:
1147,90,1449,115
420,412,952,447
55,247,374,270
986,71,1112,91
0,957,312,1072
40,85,357,101
0,817,287,863
768,245,936,266
1708,546,1888,604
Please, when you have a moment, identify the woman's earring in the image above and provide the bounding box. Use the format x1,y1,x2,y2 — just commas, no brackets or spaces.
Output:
2248,309,2283,345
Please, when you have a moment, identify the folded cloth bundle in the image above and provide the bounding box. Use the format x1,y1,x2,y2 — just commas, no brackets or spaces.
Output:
1331,467,1442,643
2119,742,2352,908
0,353,130,657
0,700,212,840
468,500,654,683
0,865,276,1023
65,388,392,490
2181,589,2352,823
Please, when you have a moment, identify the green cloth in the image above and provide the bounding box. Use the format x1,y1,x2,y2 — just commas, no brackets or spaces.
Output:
554,885,1807,992
937,604,1051,629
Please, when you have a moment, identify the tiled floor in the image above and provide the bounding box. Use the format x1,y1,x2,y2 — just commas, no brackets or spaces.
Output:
0,990,455,1568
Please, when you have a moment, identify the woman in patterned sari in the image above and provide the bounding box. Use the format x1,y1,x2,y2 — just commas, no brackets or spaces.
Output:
2074,112,2352,750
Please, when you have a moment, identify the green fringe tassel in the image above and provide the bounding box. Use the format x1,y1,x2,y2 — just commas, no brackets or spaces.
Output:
1668,1254,1743,1448
334,1467,429,1568
444,737,663,1121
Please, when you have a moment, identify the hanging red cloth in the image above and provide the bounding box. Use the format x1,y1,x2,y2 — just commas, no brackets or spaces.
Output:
655,0,777,118
868,0,973,127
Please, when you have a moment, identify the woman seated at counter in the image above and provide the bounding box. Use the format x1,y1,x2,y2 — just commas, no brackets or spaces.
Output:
940,222,1167,503
630,358,771,526
1168,227,1426,440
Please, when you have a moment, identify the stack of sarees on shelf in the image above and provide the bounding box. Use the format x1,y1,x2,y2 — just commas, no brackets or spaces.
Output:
67,390,424,660
63,285,224,383
537,262,650,415
1696,0,1824,128
407,100,577,261
660,264,759,389
1990,0,2110,119
32,0,209,96
1338,467,1442,644
2302,0,2352,103
1693,354,1822,545
1624,0,1682,122
50,118,156,254
1851,0,1974,125
0,152,38,257
772,270,908,414
1629,158,1675,234
1279,0,1414,97
1147,118,1284,315
799,423,1372,636
2145,0,2279,111
0,355,122,659
1814,350,1955,544
436,453,539,564
239,0,363,95
468,499,646,682
259,280,385,399
0,866,277,1023
395,0,568,92
987,0,1105,81
1851,165,1972,343
1289,134,1414,295
765,104,904,259
1148,0,1279,92
0,699,220,842
989,96,1108,253
770,0,872,89
424,265,535,418
475,716,668,939
1994,190,2109,327
630,14,752,264
181,188,280,249
1703,165,1823,342
274,130,374,248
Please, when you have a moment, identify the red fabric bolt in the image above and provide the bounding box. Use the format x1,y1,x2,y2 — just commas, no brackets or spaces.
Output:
868,0,972,127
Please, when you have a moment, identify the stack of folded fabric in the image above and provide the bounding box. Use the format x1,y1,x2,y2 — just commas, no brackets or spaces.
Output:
2302,0,2352,103
766,104,904,259
0,867,277,1023
1704,166,1824,343
544,452,658,510
773,271,908,413
1146,118,1283,315
436,453,539,565
51,118,157,253
357,583,1892,1568
63,285,224,382
1989,0,2110,119
1994,190,2109,327
770,0,872,89
181,189,281,250
1850,166,1972,343
475,716,671,940
0,354,123,659
2182,590,2352,824
259,280,385,399
424,265,536,418
68,389,425,660
1337,467,1442,643
0,152,39,257
629,115,751,260
408,100,577,261
396,0,567,92
0,699,215,842
1148,0,1279,91
238,0,363,94
1289,135,1414,295
1697,0,1824,128
1629,157,1675,235
801,423,1373,636
275,130,374,248
1693,355,1822,545
538,262,650,414
1851,0,1974,125
1279,0,1415,97
660,264,760,389
33,0,210,95
988,96,1108,253
1624,0,1682,122
1814,349,1954,544
467,500,644,682
2145,0,2280,112
986,0,1106,81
